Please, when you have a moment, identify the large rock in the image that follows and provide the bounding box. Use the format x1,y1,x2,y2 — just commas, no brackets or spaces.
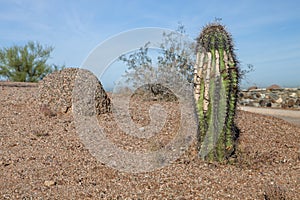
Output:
266,84,281,90
132,83,178,102
287,99,295,108
247,85,258,91
296,98,300,107
39,68,111,116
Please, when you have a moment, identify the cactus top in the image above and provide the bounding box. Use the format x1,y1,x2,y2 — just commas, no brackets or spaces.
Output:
196,23,234,53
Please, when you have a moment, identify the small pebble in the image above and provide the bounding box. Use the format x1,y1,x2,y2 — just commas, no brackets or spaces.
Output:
44,180,56,187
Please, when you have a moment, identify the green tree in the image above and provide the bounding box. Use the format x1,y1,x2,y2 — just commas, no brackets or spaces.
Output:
0,41,61,82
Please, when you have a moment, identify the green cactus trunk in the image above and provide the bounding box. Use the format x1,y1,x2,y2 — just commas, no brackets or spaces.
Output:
194,24,239,162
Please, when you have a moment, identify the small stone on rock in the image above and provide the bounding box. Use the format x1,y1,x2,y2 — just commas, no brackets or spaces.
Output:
44,180,56,187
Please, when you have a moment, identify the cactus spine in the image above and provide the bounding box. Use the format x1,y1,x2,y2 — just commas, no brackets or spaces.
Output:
194,23,239,161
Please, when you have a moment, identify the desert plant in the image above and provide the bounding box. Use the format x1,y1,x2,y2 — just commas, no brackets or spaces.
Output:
119,24,195,93
0,41,63,82
194,23,239,161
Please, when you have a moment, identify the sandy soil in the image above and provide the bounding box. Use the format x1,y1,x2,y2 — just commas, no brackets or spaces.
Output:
1,84,299,199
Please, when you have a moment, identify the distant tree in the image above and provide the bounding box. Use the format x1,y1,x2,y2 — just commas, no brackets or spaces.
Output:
119,41,154,88
157,24,196,83
0,41,63,82
119,24,196,89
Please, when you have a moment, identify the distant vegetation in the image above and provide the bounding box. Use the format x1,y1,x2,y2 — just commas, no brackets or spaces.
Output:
119,24,196,88
0,41,64,82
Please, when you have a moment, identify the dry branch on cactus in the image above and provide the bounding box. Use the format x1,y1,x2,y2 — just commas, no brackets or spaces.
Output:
194,23,240,161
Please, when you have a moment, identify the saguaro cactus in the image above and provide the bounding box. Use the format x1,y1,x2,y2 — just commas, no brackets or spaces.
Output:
194,23,239,161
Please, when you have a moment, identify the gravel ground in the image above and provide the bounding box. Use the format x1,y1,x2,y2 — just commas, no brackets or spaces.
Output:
0,83,299,199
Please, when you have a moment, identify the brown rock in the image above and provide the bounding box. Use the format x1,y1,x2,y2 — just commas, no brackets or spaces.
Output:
266,84,281,90
255,92,261,98
39,68,111,116
287,99,295,108
296,98,300,106
132,83,178,102
247,86,258,91
259,99,267,107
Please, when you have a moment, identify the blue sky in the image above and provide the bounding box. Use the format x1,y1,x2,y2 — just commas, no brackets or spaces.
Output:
1,0,299,88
